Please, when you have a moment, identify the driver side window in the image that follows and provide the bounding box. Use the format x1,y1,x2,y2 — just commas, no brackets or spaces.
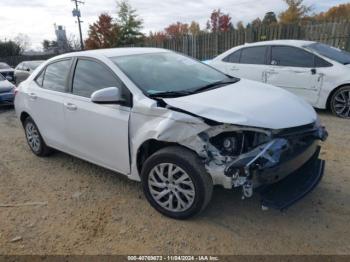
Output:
72,59,130,103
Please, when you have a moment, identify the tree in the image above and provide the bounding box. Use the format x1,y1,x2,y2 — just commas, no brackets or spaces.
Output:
42,40,58,53
67,34,82,51
251,18,262,28
263,12,278,25
116,0,143,45
207,9,233,32
165,22,189,37
84,13,119,50
149,31,167,42
14,34,31,54
189,21,201,35
279,0,312,24
0,41,21,57
314,3,350,22
236,21,245,30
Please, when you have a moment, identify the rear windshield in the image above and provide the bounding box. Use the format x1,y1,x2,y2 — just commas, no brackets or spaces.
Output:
305,43,350,65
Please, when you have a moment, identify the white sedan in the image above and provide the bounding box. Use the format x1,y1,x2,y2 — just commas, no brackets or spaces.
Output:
15,48,327,219
209,40,350,118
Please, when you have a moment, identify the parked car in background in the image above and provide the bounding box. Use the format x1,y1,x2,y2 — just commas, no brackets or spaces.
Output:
209,40,350,118
0,62,15,83
14,60,45,85
0,73,15,105
15,48,327,219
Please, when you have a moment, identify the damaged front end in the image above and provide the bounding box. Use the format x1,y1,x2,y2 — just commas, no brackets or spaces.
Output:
194,121,328,210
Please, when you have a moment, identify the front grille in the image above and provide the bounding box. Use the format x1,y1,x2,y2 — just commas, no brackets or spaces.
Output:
274,122,316,137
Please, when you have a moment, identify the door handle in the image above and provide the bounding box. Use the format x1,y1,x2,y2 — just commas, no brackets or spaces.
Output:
28,93,37,100
230,66,239,71
64,102,77,111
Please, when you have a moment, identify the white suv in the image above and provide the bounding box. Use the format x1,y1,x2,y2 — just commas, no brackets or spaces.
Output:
15,48,327,219
209,40,350,118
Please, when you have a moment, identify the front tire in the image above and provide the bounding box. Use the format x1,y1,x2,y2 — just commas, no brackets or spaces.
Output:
23,117,53,157
141,146,213,219
330,86,350,118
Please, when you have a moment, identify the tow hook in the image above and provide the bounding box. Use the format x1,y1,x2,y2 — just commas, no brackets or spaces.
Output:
242,181,253,199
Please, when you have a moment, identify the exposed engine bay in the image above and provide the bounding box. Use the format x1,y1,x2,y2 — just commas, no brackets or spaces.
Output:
191,121,327,199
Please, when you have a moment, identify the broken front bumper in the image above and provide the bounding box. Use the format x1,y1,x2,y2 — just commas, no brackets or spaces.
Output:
259,146,324,210
219,125,327,209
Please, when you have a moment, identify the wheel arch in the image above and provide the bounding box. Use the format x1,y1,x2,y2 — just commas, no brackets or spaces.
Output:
136,139,197,175
20,111,31,125
326,83,350,110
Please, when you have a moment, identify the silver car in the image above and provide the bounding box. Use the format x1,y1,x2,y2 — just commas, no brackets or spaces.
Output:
14,61,45,85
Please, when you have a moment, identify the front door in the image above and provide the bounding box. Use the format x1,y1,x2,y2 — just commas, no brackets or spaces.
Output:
64,58,131,174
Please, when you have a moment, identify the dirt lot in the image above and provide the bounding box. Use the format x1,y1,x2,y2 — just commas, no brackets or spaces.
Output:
0,106,349,255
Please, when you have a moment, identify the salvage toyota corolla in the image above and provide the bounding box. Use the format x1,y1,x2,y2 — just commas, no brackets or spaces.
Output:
14,48,328,219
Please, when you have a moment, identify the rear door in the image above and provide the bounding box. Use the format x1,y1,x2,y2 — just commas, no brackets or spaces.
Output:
224,46,268,82
264,46,323,105
63,58,131,174
27,59,73,148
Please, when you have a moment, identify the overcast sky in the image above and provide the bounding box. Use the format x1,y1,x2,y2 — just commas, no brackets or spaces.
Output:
0,0,347,50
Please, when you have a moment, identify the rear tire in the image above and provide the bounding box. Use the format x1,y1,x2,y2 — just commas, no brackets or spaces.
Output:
23,117,53,157
141,146,213,219
330,86,350,118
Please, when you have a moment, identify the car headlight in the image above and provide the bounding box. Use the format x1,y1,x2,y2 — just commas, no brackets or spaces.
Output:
209,131,270,156
222,137,238,153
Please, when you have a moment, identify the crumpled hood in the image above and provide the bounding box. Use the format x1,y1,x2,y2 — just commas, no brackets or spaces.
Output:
164,79,317,129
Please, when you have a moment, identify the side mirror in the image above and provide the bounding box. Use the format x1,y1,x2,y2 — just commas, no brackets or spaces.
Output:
91,87,125,104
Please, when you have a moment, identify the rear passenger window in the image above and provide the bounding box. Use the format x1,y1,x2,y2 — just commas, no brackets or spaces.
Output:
72,59,123,98
42,59,72,92
271,46,314,67
240,47,267,65
223,50,241,63
315,56,332,67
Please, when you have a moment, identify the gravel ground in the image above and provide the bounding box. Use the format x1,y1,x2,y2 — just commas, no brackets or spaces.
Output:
0,106,349,255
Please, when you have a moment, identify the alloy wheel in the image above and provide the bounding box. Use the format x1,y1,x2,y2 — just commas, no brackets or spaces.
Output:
25,122,41,152
148,163,195,212
333,90,350,118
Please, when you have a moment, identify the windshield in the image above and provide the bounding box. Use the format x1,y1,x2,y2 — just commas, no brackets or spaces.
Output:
111,52,233,96
0,63,11,70
28,61,44,70
305,43,350,65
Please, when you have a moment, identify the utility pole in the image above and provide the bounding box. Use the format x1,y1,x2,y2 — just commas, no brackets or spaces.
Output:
72,0,84,50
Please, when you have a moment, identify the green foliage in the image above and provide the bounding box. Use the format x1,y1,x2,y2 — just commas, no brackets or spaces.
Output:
0,41,21,57
116,0,143,45
263,12,278,25
279,0,312,24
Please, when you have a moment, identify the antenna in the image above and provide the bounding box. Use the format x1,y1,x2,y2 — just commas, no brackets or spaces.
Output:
71,0,85,50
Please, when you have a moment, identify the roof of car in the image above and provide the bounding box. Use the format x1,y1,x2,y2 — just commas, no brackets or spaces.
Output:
242,39,316,47
55,47,170,60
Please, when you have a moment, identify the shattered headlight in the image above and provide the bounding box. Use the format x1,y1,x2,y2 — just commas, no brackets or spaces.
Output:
209,131,271,157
